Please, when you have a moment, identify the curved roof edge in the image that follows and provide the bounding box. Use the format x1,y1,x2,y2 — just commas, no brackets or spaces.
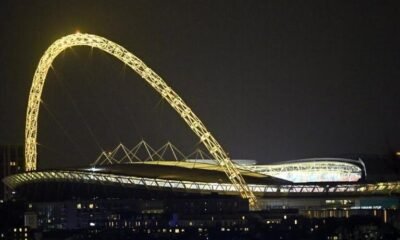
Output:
272,157,365,165
271,158,367,177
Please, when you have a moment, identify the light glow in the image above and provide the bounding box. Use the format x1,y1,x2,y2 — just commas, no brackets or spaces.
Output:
243,159,363,183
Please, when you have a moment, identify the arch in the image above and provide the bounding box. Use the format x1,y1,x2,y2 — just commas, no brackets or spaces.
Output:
25,33,257,206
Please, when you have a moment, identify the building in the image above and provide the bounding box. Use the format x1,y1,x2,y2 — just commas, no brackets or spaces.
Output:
0,145,24,201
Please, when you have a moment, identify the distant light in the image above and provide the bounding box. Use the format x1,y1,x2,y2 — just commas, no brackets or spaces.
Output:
89,167,100,172
89,222,96,227
396,152,400,157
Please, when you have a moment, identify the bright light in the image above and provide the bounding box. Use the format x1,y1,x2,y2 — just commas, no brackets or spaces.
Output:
244,160,363,183
89,167,101,172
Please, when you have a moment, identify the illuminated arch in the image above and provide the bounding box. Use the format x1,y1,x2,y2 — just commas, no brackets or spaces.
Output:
25,33,257,206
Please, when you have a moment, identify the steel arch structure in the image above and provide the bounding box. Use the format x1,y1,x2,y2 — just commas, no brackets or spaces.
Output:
25,33,257,207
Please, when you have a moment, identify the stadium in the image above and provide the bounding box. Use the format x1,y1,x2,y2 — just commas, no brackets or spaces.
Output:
4,32,400,210
2,33,400,238
4,140,400,211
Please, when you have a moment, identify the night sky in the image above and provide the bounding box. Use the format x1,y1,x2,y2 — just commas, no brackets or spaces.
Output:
1,1,400,169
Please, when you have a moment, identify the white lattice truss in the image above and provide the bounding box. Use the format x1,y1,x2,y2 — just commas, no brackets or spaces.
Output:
4,170,400,196
92,140,192,165
25,33,257,206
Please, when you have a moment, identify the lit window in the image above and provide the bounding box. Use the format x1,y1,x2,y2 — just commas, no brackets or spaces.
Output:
76,203,81,209
89,203,94,209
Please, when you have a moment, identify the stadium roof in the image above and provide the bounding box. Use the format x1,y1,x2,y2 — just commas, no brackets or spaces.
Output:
71,161,291,185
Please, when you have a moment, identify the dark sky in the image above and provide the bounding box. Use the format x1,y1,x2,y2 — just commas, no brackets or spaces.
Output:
1,0,400,169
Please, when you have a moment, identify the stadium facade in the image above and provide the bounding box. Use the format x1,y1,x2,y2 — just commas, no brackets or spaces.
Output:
4,141,399,205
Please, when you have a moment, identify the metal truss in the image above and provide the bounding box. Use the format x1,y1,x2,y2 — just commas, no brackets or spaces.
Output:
25,33,257,206
4,170,400,197
92,140,219,166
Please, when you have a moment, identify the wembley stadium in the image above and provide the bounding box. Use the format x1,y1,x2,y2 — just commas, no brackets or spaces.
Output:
4,33,400,210
4,141,400,209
